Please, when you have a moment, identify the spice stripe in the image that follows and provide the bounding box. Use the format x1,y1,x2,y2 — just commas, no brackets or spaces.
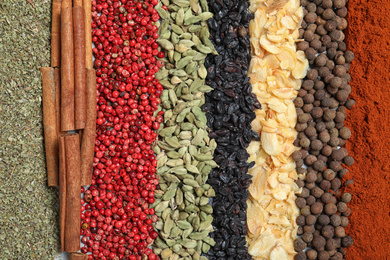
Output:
246,0,308,259
201,0,259,258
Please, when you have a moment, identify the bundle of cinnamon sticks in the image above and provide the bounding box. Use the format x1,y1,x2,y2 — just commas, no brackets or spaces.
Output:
40,0,95,254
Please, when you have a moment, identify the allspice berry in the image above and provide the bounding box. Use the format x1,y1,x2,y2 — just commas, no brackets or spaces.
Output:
313,236,326,250
324,203,338,215
341,193,352,203
311,202,324,214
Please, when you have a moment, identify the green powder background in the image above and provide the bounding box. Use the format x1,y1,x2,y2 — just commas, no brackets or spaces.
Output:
0,0,60,258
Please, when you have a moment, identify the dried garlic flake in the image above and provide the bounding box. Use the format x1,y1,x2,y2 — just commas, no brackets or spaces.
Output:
246,0,308,259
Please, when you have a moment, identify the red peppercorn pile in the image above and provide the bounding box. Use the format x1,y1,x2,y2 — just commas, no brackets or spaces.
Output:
80,0,165,259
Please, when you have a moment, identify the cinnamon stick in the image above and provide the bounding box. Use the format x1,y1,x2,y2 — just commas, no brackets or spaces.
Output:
40,67,59,187
62,0,72,8
59,135,67,251
73,0,83,7
51,0,62,67
73,6,86,129
61,6,75,131
63,133,81,252
84,0,93,69
80,69,97,186
54,68,62,136
69,252,88,260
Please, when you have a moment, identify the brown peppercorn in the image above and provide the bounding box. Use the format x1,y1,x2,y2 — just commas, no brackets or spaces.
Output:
311,202,324,214
306,2,317,12
330,214,341,226
316,25,327,36
322,8,335,20
307,68,319,80
301,0,309,6
297,215,306,226
318,251,330,260
307,249,318,260
304,225,316,234
297,226,304,236
336,6,348,18
321,145,332,156
336,90,349,102
337,202,347,213
312,236,326,250
342,236,353,247
305,12,318,24
339,127,351,139
311,187,324,199
318,131,330,143
340,216,349,227
305,126,317,137
304,94,315,104
314,160,326,171
320,180,331,191
297,41,310,51
301,205,312,216
296,197,307,208
319,67,331,78
295,238,308,252
326,121,336,130
335,226,346,237
343,156,354,166
316,5,324,15
321,225,334,239
337,18,348,30
306,195,317,205
305,155,317,165
310,139,323,151
329,30,345,42
324,203,338,215
332,252,344,260
333,65,347,77
341,193,352,203
326,238,338,251
294,97,304,108
331,178,342,190
330,77,342,88
338,41,347,52
308,23,318,33
334,111,346,123
321,0,332,8
303,104,314,113
323,110,336,121
328,136,340,147
296,252,307,260
323,169,336,181
318,214,330,225
296,178,305,188
315,53,328,67
344,51,355,63
334,0,346,8
299,188,310,198
306,170,318,183
324,20,337,31
305,47,317,60
321,35,332,47
298,113,311,123
306,215,317,225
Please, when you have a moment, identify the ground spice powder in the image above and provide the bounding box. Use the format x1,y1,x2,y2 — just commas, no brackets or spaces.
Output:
345,0,390,259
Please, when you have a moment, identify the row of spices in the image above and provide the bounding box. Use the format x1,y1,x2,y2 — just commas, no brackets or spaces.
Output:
40,0,95,257
40,0,356,259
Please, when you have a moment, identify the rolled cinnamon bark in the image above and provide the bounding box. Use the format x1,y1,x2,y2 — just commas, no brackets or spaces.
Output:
73,6,86,129
63,133,81,252
58,135,67,251
61,6,75,131
54,68,62,136
62,0,72,8
69,252,88,260
73,0,83,7
40,67,59,187
51,0,62,67
80,69,97,186
84,0,93,69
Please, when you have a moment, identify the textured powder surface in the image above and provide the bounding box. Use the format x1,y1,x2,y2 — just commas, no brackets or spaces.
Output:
345,0,390,258
0,0,61,258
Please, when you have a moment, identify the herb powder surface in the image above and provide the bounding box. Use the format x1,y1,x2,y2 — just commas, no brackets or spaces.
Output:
0,0,60,258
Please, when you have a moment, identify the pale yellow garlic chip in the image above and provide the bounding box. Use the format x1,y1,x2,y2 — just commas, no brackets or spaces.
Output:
246,0,308,259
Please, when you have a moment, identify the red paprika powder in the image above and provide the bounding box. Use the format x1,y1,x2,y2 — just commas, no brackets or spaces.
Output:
344,0,390,259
